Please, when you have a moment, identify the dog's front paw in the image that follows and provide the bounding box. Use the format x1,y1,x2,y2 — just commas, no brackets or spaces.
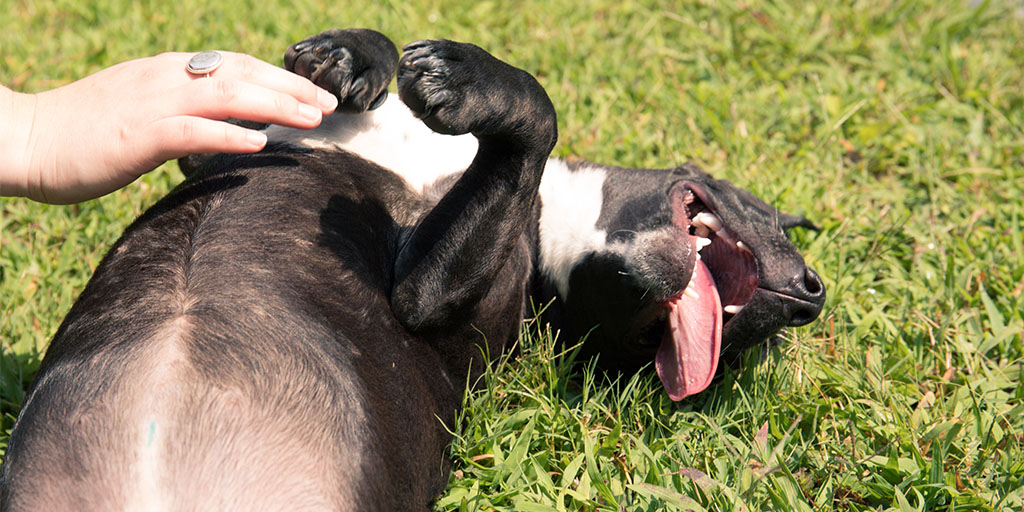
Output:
285,29,398,113
396,41,462,133
397,40,556,148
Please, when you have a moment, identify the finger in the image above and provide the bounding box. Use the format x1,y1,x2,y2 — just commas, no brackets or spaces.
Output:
142,116,268,163
180,77,327,129
193,51,339,114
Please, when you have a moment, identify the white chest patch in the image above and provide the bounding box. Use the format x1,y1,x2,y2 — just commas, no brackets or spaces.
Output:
537,160,609,299
265,96,479,194
267,97,609,299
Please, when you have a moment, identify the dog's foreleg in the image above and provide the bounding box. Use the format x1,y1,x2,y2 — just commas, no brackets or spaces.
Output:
390,40,557,332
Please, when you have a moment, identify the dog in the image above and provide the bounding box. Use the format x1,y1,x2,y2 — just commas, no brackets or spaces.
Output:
0,29,824,510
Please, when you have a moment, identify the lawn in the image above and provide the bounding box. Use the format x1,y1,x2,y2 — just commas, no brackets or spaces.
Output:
2,0,1023,510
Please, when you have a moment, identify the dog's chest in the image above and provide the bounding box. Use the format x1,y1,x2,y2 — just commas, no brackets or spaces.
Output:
265,97,616,300
265,96,478,195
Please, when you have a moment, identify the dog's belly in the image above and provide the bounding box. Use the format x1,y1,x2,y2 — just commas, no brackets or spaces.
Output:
17,318,368,510
3,155,460,511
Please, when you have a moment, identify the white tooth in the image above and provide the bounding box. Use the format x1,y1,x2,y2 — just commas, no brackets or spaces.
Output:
695,212,723,232
684,287,700,300
696,237,712,250
736,240,749,252
724,304,744,314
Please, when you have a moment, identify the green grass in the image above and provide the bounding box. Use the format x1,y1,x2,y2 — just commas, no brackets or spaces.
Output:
2,0,1023,510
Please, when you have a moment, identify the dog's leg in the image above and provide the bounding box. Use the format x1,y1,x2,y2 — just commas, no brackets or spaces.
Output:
284,28,399,113
391,40,557,332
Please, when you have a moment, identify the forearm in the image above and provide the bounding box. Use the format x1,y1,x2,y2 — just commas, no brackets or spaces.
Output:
0,85,40,198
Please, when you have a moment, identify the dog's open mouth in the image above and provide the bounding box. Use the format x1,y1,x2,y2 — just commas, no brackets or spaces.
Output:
645,183,758,400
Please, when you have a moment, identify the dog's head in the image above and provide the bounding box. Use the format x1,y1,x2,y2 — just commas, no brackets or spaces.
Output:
537,161,825,400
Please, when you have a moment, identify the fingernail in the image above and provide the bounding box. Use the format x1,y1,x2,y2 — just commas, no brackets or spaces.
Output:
317,88,338,111
299,102,322,122
246,130,267,148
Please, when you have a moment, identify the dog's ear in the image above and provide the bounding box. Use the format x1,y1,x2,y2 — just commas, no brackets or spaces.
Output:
778,211,819,231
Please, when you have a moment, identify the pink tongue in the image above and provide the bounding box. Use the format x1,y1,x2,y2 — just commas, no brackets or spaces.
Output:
655,258,722,400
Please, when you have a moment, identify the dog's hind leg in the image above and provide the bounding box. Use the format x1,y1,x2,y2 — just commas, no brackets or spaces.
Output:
390,40,557,333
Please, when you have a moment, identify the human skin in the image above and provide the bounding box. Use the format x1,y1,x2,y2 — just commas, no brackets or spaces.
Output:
0,51,338,204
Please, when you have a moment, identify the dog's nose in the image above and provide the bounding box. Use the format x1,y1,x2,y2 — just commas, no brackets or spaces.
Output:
784,268,825,326
801,267,825,299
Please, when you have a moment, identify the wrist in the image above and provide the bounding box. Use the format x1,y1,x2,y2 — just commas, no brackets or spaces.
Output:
0,87,41,199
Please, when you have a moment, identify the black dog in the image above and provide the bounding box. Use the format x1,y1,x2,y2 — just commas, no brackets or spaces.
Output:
0,29,824,510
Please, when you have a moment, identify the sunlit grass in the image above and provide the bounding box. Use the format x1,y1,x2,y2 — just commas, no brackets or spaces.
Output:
2,0,1022,510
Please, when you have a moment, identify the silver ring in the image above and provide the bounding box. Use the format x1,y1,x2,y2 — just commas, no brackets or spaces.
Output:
186,50,224,77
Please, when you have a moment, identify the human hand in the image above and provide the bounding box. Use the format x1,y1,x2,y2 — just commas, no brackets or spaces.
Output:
1,51,339,204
